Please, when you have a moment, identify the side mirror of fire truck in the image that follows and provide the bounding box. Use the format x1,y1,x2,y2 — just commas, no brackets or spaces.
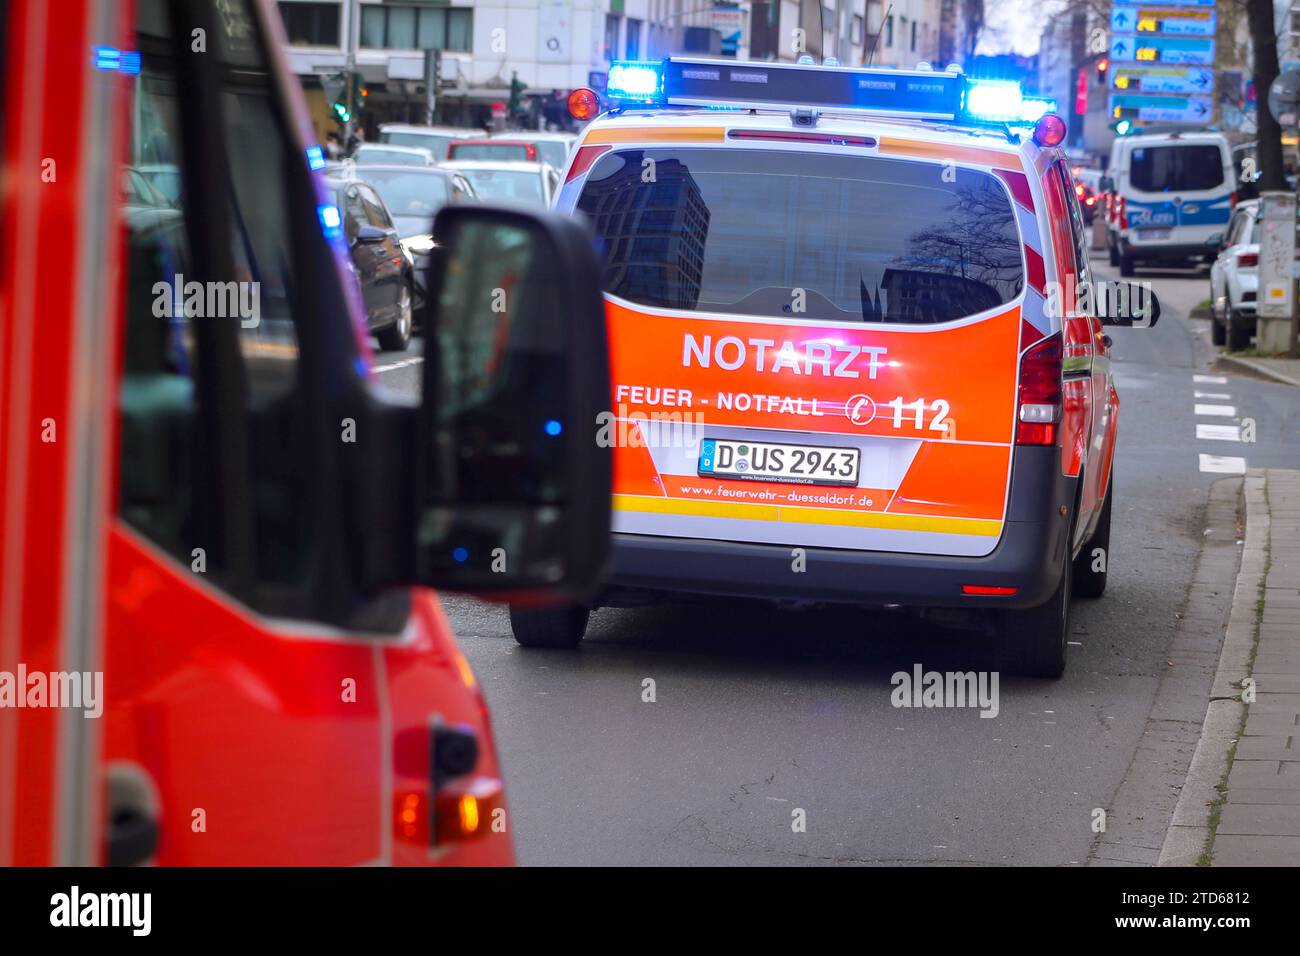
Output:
414,204,611,603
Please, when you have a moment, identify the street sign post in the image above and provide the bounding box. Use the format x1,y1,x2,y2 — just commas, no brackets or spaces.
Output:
1108,92,1212,122
1110,64,1213,94
1110,6,1216,36
1108,34,1214,65
1107,0,1217,129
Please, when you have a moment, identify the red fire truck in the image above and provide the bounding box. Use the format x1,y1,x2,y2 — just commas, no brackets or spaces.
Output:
0,0,610,865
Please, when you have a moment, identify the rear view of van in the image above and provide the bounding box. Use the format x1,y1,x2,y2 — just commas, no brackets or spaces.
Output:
1106,131,1235,276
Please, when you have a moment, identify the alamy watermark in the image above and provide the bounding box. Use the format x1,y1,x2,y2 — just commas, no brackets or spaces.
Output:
891,664,999,718
151,273,261,328
0,664,103,718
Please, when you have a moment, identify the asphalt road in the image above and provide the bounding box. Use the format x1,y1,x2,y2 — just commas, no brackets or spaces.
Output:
373,254,1300,866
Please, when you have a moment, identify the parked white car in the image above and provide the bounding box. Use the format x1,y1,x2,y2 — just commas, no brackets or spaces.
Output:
1208,200,1260,350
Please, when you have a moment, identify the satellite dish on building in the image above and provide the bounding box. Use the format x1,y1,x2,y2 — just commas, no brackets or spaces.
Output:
1267,69,1300,126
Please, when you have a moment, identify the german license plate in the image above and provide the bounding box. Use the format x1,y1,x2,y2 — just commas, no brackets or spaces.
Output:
698,438,860,487
1137,228,1171,240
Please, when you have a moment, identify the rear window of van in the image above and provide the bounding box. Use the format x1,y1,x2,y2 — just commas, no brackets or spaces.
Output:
1130,144,1224,192
575,148,1025,324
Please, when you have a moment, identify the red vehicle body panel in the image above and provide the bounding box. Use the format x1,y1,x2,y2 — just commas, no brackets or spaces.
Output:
1,0,512,866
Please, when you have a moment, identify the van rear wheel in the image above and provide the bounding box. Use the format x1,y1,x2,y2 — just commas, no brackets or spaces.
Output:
999,562,1071,679
510,603,589,648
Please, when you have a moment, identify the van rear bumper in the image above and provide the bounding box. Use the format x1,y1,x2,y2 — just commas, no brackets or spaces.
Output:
1118,238,1219,261
605,447,1077,610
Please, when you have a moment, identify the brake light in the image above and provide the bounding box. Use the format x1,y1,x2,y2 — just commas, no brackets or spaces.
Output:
1117,195,1128,230
525,143,537,161
1074,183,1084,197
1016,333,1062,445
1237,251,1258,268
727,129,877,147
962,585,1019,596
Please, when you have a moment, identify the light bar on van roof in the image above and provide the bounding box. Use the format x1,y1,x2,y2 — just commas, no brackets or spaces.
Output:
605,57,1052,129
607,57,965,120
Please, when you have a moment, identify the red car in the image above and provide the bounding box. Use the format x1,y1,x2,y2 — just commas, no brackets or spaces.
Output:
0,0,610,866
446,139,540,162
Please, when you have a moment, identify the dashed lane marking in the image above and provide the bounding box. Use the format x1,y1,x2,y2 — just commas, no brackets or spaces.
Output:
372,356,425,374
1198,453,1246,474
1196,424,1241,442
1194,403,1237,417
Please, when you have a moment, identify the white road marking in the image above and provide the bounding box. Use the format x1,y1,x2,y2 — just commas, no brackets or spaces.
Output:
372,356,425,373
1197,424,1241,442
1194,390,1231,400
1199,453,1246,474
1194,403,1237,417
1193,374,1228,384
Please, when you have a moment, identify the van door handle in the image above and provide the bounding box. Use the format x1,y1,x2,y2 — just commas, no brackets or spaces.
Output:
107,808,159,866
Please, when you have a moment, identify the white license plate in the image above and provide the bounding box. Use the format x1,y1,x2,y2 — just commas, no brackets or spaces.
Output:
1137,228,1171,240
698,438,860,487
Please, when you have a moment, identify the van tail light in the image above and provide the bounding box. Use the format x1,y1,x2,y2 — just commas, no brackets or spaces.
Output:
1237,251,1258,268
1017,333,1062,446
393,723,506,848
1230,190,1238,210
1117,195,1128,230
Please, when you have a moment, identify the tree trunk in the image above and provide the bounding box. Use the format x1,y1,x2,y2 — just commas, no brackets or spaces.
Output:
1247,0,1286,191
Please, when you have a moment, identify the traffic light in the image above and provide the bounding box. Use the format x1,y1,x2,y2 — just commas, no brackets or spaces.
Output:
331,100,350,124
1110,118,1133,136
1096,57,1109,85
507,71,525,122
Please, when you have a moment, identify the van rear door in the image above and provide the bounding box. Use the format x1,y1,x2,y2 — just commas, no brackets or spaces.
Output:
572,143,1041,558
1125,139,1233,249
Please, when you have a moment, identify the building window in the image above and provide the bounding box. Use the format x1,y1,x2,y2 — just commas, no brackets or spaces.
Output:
359,5,472,51
911,20,917,52
604,14,621,63
278,2,340,47
626,18,642,59
851,14,863,46
885,15,893,48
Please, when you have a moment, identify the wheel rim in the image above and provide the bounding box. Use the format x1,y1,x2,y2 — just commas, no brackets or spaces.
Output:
398,289,411,337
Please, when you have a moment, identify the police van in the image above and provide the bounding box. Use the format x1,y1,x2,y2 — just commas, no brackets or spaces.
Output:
1103,130,1236,276
509,58,1161,678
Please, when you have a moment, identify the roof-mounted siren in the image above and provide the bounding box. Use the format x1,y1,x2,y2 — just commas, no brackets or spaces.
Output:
823,56,840,67
946,63,963,74
915,61,933,72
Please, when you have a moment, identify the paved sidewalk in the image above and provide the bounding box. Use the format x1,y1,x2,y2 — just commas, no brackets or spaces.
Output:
1218,355,1300,389
1206,469,1300,866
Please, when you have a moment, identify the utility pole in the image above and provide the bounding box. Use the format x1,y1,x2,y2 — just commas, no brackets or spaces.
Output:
343,0,358,145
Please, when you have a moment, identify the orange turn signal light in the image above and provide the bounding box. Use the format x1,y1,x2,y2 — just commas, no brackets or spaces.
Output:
434,777,505,844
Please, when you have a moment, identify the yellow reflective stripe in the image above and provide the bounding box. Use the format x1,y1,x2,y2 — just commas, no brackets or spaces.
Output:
613,495,1002,536
583,126,726,144
877,137,1024,170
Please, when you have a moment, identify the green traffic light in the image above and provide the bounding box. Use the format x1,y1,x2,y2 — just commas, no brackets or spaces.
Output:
1115,119,1132,135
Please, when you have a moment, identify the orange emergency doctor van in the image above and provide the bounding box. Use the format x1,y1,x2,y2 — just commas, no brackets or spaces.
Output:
511,60,1160,678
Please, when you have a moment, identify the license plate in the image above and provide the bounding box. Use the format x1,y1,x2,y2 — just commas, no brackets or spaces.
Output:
1137,228,1171,240
698,438,860,487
